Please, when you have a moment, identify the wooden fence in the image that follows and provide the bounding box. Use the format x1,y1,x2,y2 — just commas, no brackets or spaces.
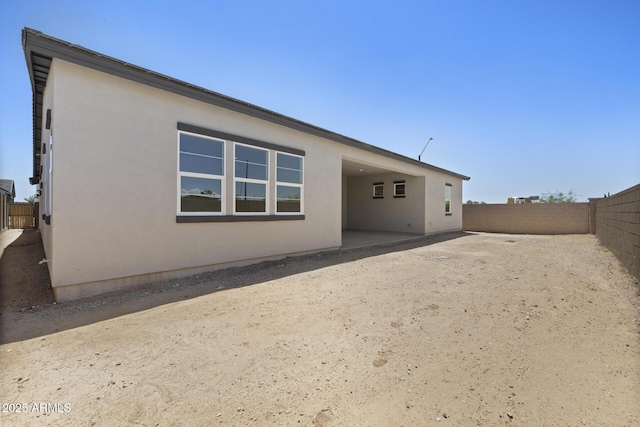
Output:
9,203,36,229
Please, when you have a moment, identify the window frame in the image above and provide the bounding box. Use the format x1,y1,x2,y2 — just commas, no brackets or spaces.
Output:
175,123,306,222
233,142,269,215
373,182,384,199
275,151,304,215
445,183,452,215
394,180,406,198
177,131,226,216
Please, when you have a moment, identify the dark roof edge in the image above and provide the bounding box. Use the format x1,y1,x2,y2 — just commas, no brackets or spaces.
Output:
22,30,41,182
22,28,470,181
0,179,16,197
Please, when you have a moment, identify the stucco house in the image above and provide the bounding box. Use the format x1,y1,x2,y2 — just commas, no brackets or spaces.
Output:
22,28,470,301
0,179,16,232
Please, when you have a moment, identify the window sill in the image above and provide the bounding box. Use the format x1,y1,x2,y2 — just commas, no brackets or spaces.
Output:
393,195,406,198
177,215,305,223
445,213,453,216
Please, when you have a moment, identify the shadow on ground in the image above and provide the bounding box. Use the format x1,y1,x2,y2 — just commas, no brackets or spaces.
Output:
0,230,473,344
0,229,53,309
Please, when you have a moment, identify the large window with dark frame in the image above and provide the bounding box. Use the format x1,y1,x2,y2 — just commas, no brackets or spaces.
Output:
276,152,304,213
176,125,305,220
178,132,224,214
234,143,269,214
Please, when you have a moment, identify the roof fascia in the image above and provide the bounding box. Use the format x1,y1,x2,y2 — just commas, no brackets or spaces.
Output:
0,182,15,197
22,28,470,181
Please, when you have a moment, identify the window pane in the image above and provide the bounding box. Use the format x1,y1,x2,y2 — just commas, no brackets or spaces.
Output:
445,185,452,213
181,176,222,212
180,133,224,157
180,153,223,175
277,153,303,184
277,168,302,184
235,160,268,181
374,184,383,197
236,182,266,212
277,186,301,212
277,153,302,170
235,145,268,180
180,134,224,175
395,184,405,196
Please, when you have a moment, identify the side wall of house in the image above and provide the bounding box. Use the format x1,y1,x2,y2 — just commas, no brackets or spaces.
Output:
49,59,344,300
424,172,464,233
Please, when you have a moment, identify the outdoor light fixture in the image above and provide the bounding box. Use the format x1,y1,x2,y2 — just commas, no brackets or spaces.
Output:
418,137,434,162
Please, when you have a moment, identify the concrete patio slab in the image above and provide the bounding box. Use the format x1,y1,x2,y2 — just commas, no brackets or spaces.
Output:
341,229,423,250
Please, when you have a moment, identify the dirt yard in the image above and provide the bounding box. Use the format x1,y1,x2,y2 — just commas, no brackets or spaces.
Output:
0,231,639,426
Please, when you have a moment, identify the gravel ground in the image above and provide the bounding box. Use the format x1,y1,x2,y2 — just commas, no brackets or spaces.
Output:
1,231,639,426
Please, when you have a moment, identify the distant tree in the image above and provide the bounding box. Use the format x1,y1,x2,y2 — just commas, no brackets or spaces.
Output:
466,200,486,204
24,194,38,204
200,189,213,195
538,190,578,203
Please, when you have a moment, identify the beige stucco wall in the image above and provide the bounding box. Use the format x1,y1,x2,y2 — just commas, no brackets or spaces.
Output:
44,58,467,300
424,170,464,233
341,176,348,230
49,59,344,299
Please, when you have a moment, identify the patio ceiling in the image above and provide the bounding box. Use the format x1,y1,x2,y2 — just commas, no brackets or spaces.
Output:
342,159,394,177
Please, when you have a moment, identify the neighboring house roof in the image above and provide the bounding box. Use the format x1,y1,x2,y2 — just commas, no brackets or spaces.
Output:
0,179,16,199
22,28,470,184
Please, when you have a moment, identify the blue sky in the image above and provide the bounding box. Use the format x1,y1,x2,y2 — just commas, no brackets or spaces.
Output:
1,0,639,203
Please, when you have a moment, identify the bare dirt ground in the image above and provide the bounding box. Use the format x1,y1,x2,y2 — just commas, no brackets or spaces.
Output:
0,230,639,426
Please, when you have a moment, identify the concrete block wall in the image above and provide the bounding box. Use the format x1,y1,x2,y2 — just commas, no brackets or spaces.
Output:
588,198,600,234
463,203,590,234
595,184,640,281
